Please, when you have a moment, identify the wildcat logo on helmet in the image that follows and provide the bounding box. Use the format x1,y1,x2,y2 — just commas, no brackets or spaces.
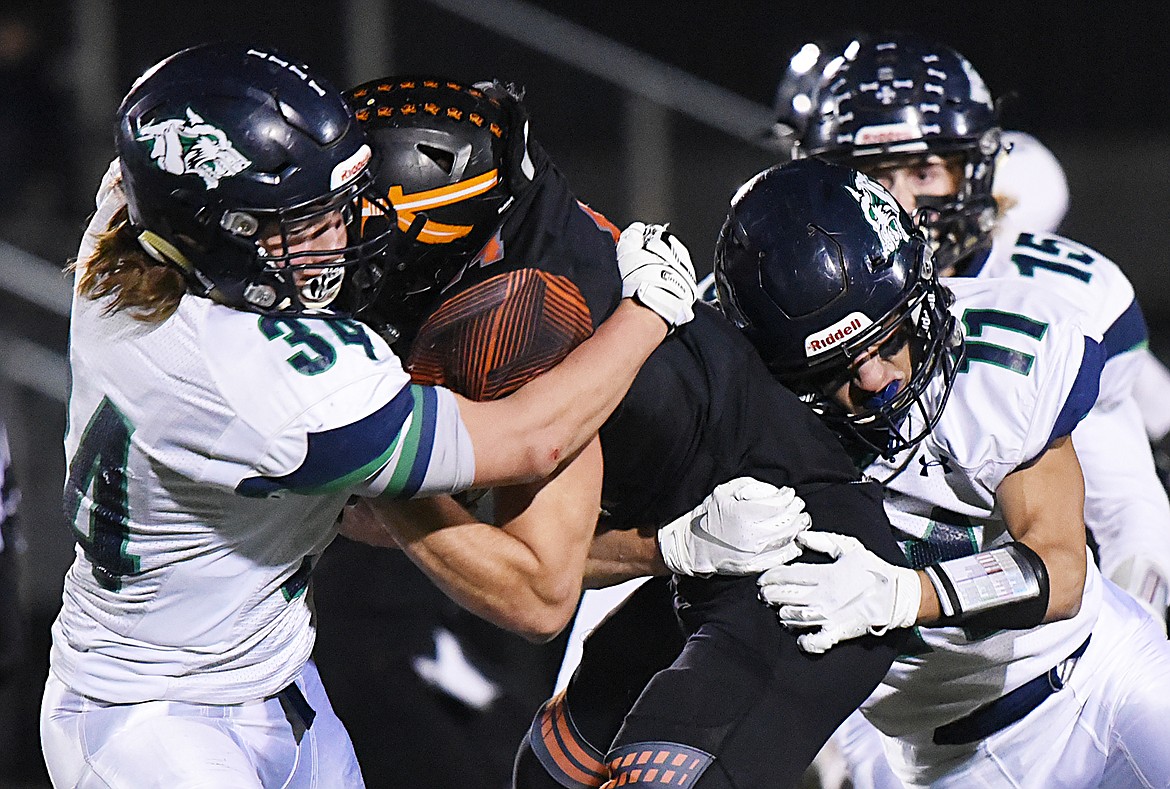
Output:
805,311,873,357
845,171,910,258
136,108,252,189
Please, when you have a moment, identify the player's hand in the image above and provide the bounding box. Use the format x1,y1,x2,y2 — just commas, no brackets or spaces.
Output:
758,531,920,654
616,221,698,329
337,498,402,549
1107,555,1170,628
658,477,812,577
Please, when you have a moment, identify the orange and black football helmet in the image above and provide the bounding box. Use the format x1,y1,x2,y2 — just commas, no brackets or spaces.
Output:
345,76,544,332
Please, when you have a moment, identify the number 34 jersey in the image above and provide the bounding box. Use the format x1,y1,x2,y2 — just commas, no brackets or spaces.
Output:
860,276,1105,737
53,272,475,706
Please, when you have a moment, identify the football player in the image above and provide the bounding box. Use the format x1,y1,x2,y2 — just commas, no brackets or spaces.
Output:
696,40,1071,306
795,33,1170,627
40,44,697,788
720,156,1170,787
336,75,912,788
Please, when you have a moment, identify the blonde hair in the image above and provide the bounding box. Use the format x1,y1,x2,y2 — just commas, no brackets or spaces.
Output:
69,204,188,324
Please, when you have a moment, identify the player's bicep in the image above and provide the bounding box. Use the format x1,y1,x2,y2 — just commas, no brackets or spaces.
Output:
492,436,605,604
997,435,1088,619
304,383,476,501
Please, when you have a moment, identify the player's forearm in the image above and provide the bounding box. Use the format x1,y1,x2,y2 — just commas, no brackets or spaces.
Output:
997,436,1088,622
463,300,666,487
913,570,943,625
912,539,1085,628
913,433,1089,627
1020,536,1086,621
366,496,580,641
584,526,669,589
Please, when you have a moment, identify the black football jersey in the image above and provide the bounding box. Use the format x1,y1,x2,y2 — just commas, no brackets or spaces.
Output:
598,304,864,529
404,164,865,530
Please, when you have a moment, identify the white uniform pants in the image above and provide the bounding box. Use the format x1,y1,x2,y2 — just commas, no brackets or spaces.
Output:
40,659,363,789
837,580,1170,788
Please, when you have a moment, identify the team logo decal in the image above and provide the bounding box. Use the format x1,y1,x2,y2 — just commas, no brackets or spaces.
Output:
331,144,371,190
919,454,953,476
136,108,252,189
846,171,910,258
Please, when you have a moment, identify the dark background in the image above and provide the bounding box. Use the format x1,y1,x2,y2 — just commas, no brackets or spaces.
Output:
0,1,1166,785
7,1,1170,264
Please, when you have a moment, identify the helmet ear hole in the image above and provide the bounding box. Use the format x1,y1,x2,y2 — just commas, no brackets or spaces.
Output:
417,144,456,175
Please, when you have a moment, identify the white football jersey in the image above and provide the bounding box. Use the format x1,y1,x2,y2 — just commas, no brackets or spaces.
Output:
861,277,1103,737
970,228,1170,607
971,229,1144,405
52,174,475,706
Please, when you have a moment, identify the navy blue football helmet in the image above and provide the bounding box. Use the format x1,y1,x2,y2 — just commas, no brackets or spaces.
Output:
116,43,397,316
345,76,544,331
715,157,963,458
769,35,866,158
797,34,1001,274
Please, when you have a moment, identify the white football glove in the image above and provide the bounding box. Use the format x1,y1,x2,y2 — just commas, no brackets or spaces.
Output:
1108,555,1170,627
658,477,812,577
758,531,921,654
616,221,698,329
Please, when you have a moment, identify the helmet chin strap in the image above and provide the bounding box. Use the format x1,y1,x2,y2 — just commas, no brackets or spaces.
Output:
137,230,216,295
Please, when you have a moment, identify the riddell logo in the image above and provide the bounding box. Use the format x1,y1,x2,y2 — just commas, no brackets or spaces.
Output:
805,312,873,357
659,268,687,292
331,144,371,189
854,122,920,146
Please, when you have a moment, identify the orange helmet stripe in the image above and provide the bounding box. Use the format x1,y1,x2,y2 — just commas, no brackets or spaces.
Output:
388,168,500,212
400,215,475,242
388,168,501,244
